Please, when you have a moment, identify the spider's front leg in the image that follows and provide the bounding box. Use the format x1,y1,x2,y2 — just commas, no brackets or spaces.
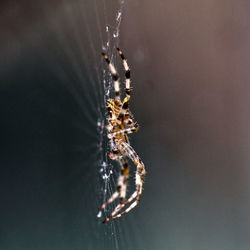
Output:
102,53,121,100
117,48,131,98
116,48,132,119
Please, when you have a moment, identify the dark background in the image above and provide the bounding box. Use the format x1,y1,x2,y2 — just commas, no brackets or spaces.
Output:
0,0,249,249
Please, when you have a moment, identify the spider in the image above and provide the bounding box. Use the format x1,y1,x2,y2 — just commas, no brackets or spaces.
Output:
99,48,146,223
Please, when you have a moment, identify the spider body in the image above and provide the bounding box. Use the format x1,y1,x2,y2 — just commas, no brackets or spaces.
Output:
99,48,146,223
107,101,138,159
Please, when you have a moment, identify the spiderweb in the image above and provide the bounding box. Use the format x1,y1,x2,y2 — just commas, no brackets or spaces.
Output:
0,0,142,248
38,0,131,249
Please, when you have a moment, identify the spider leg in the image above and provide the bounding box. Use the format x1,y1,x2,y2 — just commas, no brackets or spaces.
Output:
107,124,139,139
102,52,121,100
100,157,130,216
113,142,145,220
116,48,132,119
119,157,130,203
103,141,146,223
117,48,131,98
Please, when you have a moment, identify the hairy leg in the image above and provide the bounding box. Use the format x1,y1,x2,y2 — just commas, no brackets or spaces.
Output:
102,52,121,100
103,141,146,223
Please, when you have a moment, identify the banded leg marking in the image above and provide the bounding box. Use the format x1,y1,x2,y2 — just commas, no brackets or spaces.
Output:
116,48,132,119
107,124,139,139
103,142,146,223
113,158,145,220
102,157,130,223
117,48,131,97
102,52,120,99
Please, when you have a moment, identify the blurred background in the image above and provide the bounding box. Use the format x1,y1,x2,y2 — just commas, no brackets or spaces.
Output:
0,0,249,249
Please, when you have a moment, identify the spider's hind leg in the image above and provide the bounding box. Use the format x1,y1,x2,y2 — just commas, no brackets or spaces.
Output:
99,157,130,220
118,157,130,204
113,157,145,220
112,142,146,221
102,142,146,223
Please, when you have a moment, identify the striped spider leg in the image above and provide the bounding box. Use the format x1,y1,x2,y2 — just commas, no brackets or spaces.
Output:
102,140,146,223
99,48,146,223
